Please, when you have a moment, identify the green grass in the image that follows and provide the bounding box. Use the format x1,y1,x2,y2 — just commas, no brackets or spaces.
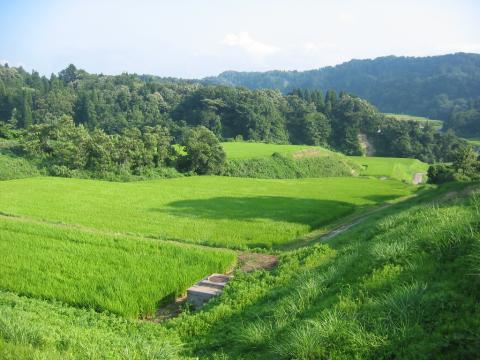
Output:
222,142,332,159
0,216,234,318
224,153,356,179
0,290,184,359
170,184,480,359
221,141,429,182
0,153,40,180
0,176,414,249
348,156,429,182
384,113,443,129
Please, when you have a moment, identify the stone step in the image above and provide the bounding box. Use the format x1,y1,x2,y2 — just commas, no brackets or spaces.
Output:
186,274,232,309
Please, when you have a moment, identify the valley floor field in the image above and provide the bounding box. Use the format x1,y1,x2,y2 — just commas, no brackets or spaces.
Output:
0,176,414,249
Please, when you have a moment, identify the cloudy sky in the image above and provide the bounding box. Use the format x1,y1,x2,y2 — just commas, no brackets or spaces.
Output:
1,0,479,78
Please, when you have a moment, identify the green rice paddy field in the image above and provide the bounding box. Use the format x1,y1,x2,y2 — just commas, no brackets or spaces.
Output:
0,176,414,249
383,113,443,129
222,141,429,182
222,142,332,159
0,217,234,318
348,156,429,182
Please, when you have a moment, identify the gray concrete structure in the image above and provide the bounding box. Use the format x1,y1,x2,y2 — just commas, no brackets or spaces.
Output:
187,274,231,309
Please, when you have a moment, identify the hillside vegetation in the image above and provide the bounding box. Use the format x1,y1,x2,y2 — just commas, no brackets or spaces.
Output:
0,63,465,175
205,53,480,122
170,184,480,359
0,153,40,180
221,142,333,159
0,176,413,249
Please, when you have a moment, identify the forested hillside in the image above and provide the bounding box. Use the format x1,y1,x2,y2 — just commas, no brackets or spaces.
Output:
205,53,480,134
0,63,466,180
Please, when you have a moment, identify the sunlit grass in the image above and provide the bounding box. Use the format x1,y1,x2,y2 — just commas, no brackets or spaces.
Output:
0,217,235,318
348,156,429,182
0,176,414,249
221,142,332,159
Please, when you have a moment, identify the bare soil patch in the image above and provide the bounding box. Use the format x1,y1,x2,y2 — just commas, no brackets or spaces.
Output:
237,252,278,272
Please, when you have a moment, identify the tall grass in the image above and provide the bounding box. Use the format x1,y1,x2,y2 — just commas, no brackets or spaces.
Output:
0,290,184,359
0,217,235,318
223,153,357,179
0,153,40,180
171,185,480,359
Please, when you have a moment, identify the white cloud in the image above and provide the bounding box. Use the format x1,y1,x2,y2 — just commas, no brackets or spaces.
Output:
223,32,279,59
303,41,337,53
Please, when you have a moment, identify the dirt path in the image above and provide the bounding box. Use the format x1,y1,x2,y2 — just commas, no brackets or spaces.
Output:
317,204,390,242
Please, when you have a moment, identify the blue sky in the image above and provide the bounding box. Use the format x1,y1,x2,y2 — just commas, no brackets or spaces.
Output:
1,0,479,78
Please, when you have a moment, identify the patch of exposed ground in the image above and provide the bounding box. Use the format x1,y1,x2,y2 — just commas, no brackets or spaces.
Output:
237,252,279,272
292,149,324,158
412,172,426,185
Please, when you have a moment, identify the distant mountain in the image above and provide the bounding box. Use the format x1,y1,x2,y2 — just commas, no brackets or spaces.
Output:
204,53,480,120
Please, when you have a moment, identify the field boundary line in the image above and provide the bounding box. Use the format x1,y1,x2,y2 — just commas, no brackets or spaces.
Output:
0,212,236,253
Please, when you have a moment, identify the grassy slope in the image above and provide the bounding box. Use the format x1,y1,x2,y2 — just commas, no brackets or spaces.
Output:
170,183,480,359
0,290,185,359
0,216,234,318
0,176,413,249
0,153,40,180
348,156,429,182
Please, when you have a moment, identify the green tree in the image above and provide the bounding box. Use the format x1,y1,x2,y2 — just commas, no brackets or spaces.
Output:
18,90,33,128
179,126,226,175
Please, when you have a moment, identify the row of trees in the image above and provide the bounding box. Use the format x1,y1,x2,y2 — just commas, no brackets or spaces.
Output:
0,63,467,168
9,116,225,178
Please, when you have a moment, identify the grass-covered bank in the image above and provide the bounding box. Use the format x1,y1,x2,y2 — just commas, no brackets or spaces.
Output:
223,152,357,179
169,183,480,359
0,290,185,359
0,153,40,180
0,176,413,249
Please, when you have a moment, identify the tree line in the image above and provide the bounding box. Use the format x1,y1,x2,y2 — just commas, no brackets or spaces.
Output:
204,53,480,127
0,63,469,178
